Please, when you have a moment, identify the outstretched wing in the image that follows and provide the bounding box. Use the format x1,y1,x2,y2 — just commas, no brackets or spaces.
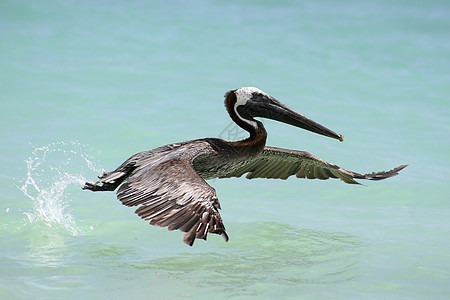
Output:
116,157,228,246
220,146,407,184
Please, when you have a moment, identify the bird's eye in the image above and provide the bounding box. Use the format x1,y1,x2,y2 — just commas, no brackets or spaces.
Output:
251,92,269,102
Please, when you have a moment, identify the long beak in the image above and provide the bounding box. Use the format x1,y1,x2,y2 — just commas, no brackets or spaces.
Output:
249,97,344,142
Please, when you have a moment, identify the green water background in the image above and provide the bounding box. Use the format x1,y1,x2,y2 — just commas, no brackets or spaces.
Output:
1,0,449,299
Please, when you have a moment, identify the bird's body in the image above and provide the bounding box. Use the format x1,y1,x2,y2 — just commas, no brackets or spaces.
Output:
84,87,406,246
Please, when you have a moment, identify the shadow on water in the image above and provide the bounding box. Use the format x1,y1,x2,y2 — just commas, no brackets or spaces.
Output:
126,222,364,297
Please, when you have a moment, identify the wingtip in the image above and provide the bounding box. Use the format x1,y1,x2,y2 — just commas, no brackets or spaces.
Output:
183,229,196,246
395,164,408,175
397,164,408,170
369,164,408,180
222,232,229,242
388,164,408,177
183,235,195,247
182,230,229,246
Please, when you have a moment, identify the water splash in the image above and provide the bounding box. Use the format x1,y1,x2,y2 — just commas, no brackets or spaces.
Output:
20,141,103,235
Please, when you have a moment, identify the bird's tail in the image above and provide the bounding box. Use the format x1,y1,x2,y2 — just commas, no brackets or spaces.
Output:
82,168,132,192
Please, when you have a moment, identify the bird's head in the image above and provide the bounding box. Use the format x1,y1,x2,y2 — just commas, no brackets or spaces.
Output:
225,87,344,142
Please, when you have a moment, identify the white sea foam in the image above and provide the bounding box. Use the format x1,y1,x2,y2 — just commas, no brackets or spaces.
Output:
20,141,103,235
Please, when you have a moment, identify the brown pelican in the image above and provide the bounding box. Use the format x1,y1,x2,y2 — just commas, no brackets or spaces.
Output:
83,87,406,246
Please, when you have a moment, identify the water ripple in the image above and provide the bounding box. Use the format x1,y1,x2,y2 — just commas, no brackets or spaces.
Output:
127,222,364,297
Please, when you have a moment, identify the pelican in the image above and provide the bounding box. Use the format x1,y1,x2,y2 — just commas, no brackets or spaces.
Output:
83,87,406,246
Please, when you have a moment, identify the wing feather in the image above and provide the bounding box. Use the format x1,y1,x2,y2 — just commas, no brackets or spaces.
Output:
221,146,407,184
117,156,229,246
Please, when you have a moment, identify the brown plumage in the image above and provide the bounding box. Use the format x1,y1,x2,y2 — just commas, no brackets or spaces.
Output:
83,87,406,246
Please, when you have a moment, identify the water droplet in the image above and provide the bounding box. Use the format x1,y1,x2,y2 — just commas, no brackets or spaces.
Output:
20,141,103,235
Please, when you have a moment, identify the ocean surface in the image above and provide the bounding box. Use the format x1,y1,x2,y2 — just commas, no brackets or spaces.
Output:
1,0,449,299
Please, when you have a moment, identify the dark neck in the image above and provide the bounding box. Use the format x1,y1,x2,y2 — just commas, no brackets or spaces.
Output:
232,120,267,150
224,91,267,150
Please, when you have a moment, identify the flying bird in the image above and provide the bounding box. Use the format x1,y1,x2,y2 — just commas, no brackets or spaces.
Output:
83,87,406,246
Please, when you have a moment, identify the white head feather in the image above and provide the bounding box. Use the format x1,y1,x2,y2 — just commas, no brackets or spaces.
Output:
233,87,267,129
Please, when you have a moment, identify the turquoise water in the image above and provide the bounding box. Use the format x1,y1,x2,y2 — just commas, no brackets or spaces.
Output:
1,0,449,298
